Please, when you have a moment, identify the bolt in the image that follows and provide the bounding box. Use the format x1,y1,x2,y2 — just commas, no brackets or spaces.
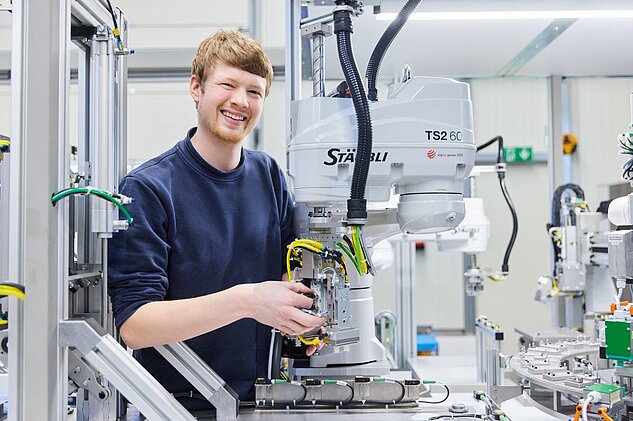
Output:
73,366,81,374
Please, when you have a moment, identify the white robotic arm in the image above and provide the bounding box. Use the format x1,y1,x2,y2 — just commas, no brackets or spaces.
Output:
289,76,476,235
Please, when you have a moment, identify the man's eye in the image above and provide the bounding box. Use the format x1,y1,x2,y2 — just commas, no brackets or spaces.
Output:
249,90,262,97
222,83,234,88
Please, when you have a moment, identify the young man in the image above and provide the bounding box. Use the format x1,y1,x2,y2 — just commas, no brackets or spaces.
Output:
108,30,324,407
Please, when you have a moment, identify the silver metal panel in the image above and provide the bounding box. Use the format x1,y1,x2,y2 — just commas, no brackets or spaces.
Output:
290,361,391,381
60,319,196,421
89,32,114,235
10,0,71,419
608,230,633,279
155,342,239,420
514,326,582,344
547,74,564,328
73,0,111,27
114,11,128,183
394,241,416,369
285,0,302,149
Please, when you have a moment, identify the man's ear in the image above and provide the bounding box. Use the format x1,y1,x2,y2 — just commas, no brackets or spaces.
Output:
189,74,202,108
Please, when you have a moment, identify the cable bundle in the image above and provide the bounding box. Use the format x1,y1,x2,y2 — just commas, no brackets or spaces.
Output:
619,132,633,180
285,238,354,346
286,239,348,283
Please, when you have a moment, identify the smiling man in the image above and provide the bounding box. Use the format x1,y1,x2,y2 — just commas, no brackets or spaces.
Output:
107,30,324,410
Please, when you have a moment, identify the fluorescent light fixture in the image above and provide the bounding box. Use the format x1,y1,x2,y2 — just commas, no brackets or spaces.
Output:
376,10,633,21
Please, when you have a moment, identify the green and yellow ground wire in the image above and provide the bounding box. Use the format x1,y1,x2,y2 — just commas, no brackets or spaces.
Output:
51,187,134,225
351,226,368,274
336,241,362,275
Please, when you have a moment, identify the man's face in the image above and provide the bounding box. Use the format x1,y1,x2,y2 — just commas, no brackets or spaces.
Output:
190,60,267,145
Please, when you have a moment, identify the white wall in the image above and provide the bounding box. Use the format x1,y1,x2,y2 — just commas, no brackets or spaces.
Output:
116,0,250,49
126,81,196,166
569,77,633,207
469,78,552,353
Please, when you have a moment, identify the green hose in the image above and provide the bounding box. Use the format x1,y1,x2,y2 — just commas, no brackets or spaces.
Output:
51,187,133,225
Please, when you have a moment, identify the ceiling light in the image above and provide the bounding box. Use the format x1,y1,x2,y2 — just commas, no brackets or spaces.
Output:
376,10,633,21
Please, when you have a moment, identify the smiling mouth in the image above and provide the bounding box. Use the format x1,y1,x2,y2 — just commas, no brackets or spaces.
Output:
221,110,247,122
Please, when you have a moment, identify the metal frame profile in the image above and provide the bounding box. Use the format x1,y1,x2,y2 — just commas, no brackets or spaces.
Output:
9,1,238,419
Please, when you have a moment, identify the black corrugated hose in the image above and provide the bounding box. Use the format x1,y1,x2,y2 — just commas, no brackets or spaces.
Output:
476,136,518,274
548,183,585,274
551,183,584,227
366,0,422,102
334,5,372,221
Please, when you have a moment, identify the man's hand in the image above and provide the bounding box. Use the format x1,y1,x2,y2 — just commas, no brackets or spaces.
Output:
244,281,325,335
306,342,324,356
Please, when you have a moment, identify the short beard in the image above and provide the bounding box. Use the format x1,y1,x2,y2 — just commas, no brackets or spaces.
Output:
210,123,246,145
198,108,251,145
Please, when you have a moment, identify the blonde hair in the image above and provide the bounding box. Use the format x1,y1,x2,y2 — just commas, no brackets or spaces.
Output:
192,30,273,96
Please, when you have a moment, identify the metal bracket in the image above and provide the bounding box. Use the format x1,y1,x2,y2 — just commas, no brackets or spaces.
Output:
68,271,101,293
68,349,110,400
487,384,523,404
301,22,332,38
60,319,196,420
155,342,239,421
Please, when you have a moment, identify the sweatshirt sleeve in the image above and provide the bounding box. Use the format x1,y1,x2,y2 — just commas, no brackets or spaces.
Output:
108,175,171,330
277,165,296,272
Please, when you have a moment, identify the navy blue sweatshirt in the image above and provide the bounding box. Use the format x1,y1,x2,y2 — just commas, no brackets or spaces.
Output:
108,128,294,404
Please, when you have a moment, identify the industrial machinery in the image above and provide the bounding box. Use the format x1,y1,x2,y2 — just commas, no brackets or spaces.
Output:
500,92,633,421
435,136,518,296
278,0,476,384
535,183,613,330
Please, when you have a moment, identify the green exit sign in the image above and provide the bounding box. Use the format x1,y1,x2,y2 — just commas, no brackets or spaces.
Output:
503,146,533,163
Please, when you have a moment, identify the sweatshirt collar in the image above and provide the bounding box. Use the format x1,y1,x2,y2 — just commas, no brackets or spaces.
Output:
178,127,247,181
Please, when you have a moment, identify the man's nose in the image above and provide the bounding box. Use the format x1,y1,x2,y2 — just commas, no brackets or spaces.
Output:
230,87,249,109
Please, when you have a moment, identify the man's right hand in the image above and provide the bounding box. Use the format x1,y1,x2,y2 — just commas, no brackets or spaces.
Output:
243,281,325,335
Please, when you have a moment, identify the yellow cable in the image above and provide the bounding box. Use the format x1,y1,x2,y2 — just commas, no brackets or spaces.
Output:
286,247,293,281
486,275,506,283
297,335,321,346
0,286,25,300
551,278,560,297
0,320,7,325
290,241,322,254
286,241,323,281
288,243,320,254
295,239,323,249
